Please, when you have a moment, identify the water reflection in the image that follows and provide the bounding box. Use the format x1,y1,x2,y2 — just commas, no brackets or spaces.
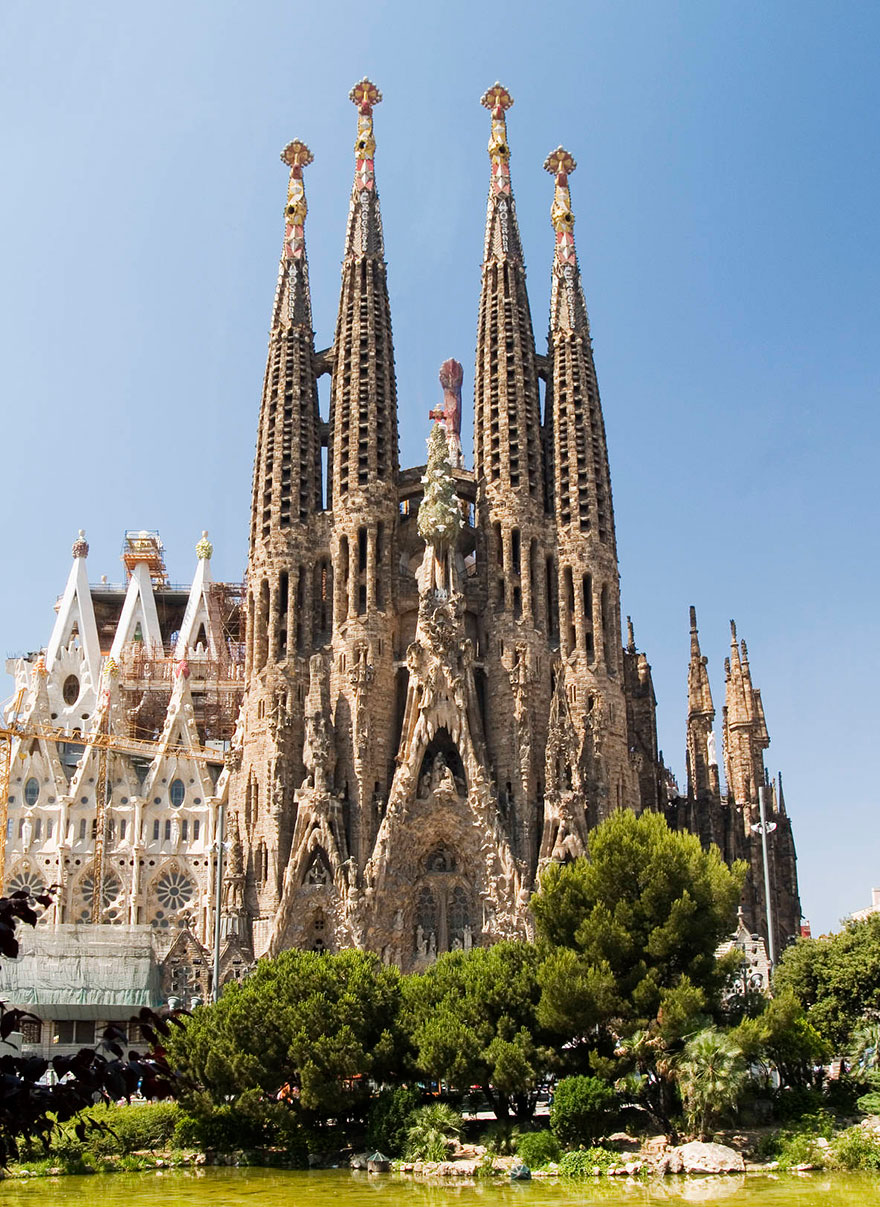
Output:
0,1168,877,1207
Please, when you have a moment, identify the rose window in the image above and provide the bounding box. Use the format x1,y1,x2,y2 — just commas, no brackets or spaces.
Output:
155,868,195,912
8,867,45,897
77,871,124,923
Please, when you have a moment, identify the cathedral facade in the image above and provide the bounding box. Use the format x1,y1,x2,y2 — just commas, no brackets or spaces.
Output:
2,82,800,978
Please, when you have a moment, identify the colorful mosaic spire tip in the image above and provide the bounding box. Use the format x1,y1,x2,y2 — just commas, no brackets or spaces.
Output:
480,82,514,113
281,140,313,262
546,146,578,248
350,79,381,189
349,78,382,112
281,139,314,171
544,146,577,177
72,529,89,559
482,84,514,197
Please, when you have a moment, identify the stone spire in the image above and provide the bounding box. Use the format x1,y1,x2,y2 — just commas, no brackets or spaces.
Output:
722,622,800,955
545,147,614,548
723,620,770,812
687,606,715,718
249,139,322,557
328,79,398,504
473,84,543,502
686,606,720,807
542,143,635,819
777,770,787,817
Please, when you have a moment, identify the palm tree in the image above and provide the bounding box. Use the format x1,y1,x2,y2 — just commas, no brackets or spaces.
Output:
614,1027,676,1134
405,1102,462,1161
849,1019,880,1072
676,1028,748,1139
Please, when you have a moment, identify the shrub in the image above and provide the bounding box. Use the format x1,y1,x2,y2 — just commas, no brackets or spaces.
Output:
174,1104,269,1151
857,1091,880,1115
773,1086,827,1122
172,1090,307,1161
829,1126,880,1170
483,1121,520,1155
558,1146,617,1177
758,1112,835,1169
84,1102,181,1155
775,1132,828,1170
365,1087,423,1156
516,1129,561,1169
405,1102,462,1161
550,1076,616,1146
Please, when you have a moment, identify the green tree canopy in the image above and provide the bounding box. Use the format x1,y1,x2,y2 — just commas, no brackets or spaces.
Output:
167,948,404,1120
531,809,746,1041
773,913,880,1050
401,941,548,1118
729,991,830,1089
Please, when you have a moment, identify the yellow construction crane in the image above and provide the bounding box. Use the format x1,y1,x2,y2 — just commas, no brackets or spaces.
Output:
0,709,225,903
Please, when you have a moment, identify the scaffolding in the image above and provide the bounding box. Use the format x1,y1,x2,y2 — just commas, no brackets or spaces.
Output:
122,530,169,585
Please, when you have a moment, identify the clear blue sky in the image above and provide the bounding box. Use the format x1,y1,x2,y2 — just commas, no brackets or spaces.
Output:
1,1,877,935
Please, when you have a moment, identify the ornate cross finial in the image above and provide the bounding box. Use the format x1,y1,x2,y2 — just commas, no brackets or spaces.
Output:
481,82,514,116
544,145,578,269
280,139,313,261
481,83,514,196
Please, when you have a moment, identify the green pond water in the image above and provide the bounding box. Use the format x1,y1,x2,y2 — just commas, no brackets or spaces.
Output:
1,1168,877,1207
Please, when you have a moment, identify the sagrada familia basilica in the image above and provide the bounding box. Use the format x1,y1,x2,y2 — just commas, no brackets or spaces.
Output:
2,82,800,994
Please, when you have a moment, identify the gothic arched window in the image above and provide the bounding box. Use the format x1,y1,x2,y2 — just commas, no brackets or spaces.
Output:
448,885,470,946
416,886,438,936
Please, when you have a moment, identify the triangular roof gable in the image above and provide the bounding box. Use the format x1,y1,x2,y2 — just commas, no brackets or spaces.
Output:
174,545,223,659
110,562,163,659
142,672,213,800
46,548,101,687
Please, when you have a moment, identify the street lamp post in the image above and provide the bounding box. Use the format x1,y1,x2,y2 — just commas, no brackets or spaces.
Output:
212,799,227,1002
751,785,777,967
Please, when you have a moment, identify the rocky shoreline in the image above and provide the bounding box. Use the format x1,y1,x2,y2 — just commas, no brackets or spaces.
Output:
380,1140,755,1179
9,1118,880,1181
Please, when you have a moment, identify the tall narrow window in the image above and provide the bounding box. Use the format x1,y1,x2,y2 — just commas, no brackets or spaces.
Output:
546,557,559,642
564,566,576,653
601,584,614,671
277,570,289,659
376,522,385,609
583,574,594,661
